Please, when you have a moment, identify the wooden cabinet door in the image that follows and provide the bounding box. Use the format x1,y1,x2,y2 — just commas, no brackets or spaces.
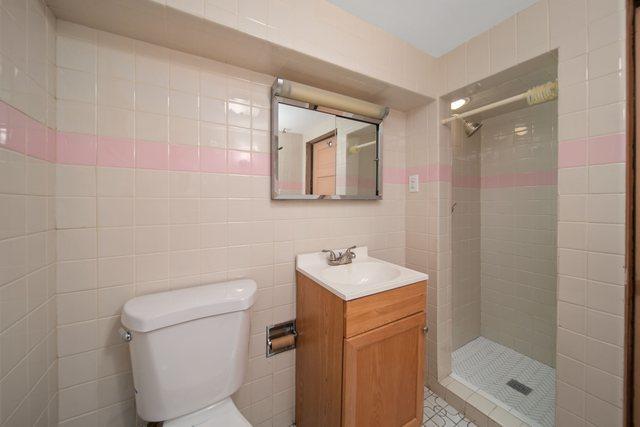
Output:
342,313,425,427
312,136,336,195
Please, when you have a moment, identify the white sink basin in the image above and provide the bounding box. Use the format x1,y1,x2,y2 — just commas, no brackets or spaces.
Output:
296,246,428,300
320,262,401,286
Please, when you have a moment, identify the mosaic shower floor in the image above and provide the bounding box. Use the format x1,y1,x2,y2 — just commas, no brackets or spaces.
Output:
451,337,555,427
423,386,475,426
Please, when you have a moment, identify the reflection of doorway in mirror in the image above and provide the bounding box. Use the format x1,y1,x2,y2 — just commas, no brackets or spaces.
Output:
341,122,377,196
310,134,337,196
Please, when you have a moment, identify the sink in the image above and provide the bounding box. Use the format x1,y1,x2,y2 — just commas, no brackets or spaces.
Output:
296,246,428,300
320,262,401,286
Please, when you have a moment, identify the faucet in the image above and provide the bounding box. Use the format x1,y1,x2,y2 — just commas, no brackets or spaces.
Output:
322,246,357,266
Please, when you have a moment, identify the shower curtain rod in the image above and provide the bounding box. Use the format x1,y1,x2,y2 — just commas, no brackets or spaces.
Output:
441,80,558,125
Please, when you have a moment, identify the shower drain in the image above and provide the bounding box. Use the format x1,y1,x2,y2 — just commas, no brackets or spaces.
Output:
506,379,532,396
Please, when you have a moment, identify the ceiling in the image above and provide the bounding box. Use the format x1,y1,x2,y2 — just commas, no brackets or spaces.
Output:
328,0,538,57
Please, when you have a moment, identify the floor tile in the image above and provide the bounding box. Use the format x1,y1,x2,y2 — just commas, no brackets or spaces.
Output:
451,337,555,427
423,385,475,427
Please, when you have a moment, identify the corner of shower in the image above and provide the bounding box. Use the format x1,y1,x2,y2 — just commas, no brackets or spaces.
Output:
438,51,559,427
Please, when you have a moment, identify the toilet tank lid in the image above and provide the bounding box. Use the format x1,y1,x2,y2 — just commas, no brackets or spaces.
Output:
121,279,257,332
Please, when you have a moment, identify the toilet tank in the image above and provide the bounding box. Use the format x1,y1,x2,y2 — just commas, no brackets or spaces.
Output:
121,279,257,422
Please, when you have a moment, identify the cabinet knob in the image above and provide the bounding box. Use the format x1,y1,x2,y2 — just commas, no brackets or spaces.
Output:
422,326,428,334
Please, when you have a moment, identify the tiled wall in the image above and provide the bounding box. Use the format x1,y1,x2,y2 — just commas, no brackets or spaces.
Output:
2,0,629,426
427,0,628,425
479,102,558,367
405,100,451,382
0,0,58,426
451,119,481,351
53,21,407,426
153,0,435,96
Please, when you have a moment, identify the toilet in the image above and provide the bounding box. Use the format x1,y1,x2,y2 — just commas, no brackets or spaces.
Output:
120,279,257,426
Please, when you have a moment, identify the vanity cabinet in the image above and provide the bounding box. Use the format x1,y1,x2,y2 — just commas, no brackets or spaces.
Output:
295,272,427,427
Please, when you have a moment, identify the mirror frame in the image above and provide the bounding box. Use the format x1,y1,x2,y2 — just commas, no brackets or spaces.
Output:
271,94,384,200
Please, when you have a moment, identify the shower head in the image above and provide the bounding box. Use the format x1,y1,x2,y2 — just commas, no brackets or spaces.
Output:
463,120,482,137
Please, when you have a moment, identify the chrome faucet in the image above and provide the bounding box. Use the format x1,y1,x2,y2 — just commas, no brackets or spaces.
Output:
322,246,357,266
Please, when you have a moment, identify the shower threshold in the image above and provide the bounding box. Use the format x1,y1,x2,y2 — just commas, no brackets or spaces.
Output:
451,336,555,427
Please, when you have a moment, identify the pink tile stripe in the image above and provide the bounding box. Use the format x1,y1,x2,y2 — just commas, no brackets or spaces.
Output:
169,144,199,172
26,120,47,161
136,140,168,170
0,102,627,182
200,146,227,173
453,175,481,188
404,164,453,183
0,101,56,163
588,133,626,165
480,170,557,188
559,133,626,168
57,132,96,166
251,152,270,176
279,181,304,191
97,136,134,168
227,149,251,174
558,138,587,168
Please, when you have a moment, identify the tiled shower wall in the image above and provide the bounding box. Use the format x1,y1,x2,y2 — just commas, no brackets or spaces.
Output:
479,101,558,367
451,120,480,351
429,0,628,425
0,0,58,426
53,21,407,426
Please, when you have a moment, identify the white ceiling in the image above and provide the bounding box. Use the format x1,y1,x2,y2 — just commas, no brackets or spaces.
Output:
328,0,538,57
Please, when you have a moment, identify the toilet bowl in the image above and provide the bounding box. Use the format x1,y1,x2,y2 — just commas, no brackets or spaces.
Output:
120,279,257,425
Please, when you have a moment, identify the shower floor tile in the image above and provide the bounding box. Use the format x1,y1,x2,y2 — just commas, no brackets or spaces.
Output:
452,337,555,427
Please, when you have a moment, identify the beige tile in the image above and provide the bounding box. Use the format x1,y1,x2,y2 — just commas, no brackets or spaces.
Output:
588,163,625,194
586,309,623,346
58,381,98,420
549,0,587,57
57,260,97,293
517,1,549,61
585,393,622,426
557,379,585,417
489,16,516,73
466,33,490,84
586,338,623,376
58,351,98,388
97,285,134,318
588,10,624,51
558,301,586,334
557,354,585,389
98,255,134,288
487,405,521,427
57,290,97,325
585,365,622,407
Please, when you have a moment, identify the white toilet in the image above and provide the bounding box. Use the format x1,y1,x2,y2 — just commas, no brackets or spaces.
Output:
120,279,257,426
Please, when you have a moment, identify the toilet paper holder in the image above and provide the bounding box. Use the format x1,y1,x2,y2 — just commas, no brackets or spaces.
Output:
266,320,297,358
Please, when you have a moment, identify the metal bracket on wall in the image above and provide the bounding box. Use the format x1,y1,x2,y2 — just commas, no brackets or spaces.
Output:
266,320,297,358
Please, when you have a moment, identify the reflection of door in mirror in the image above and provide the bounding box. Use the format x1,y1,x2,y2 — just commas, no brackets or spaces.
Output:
311,134,337,196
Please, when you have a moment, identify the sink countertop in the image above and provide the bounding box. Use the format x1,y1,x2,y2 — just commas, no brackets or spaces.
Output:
296,246,429,301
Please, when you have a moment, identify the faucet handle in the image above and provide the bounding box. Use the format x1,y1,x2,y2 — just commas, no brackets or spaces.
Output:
344,246,357,259
322,249,338,261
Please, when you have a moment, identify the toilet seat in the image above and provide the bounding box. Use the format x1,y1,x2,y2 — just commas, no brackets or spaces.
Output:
163,398,251,427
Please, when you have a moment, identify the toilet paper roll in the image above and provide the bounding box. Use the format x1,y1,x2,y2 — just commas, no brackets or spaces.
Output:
270,334,295,351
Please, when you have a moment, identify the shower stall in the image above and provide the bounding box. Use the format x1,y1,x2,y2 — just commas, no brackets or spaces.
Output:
447,54,558,427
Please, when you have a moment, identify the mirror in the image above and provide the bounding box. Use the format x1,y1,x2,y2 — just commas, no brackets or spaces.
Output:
272,101,381,199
